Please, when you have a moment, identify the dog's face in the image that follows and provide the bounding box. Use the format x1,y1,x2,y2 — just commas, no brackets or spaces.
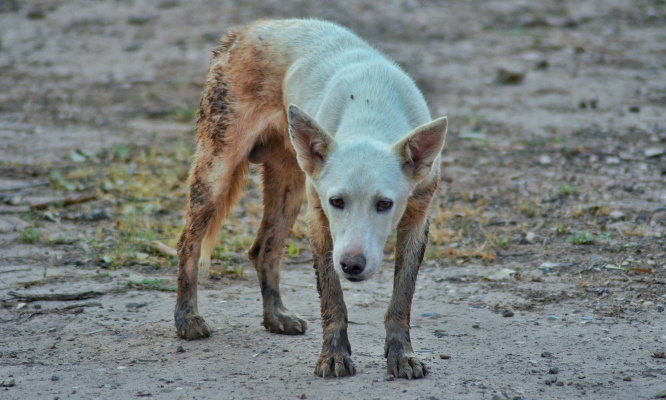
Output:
288,105,447,282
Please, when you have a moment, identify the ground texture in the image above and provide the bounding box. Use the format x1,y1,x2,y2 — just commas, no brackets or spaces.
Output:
1,1,665,399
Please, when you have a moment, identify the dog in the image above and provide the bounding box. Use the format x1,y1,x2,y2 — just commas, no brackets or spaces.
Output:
174,19,447,379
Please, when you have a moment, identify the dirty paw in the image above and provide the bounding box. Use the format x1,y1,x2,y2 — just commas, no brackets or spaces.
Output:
175,314,211,340
315,352,356,378
387,353,427,379
263,310,307,335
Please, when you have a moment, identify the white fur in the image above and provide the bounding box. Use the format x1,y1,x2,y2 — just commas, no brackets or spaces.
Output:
279,20,447,281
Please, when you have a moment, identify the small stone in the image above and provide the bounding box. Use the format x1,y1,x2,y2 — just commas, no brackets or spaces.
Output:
472,323,480,329
494,67,526,85
623,376,632,381
176,346,184,353
1,378,15,387
628,105,640,113
609,211,625,221
547,315,560,321
653,351,665,359
26,7,46,19
502,309,514,317
439,354,451,360
541,351,553,358
606,156,621,165
645,148,665,158
656,389,666,399
51,375,59,381
549,366,559,374
300,394,307,399
658,306,665,313
539,155,552,165
525,232,537,243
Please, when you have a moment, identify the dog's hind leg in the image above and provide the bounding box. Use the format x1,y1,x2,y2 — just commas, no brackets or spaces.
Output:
307,185,356,377
384,176,439,379
175,148,249,340
248,137,307,335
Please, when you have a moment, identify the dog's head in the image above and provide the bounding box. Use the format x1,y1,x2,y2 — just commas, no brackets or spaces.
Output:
288,105,447,282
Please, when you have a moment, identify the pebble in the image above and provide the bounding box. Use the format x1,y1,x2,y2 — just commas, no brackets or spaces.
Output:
547,315,559,321
472,322,480,329
421,311,435,317
628,105,640,113
51,375,59,381
439,354,450,359
300,393,307,399
502,309,514,317
609,211,625,221
656,389,666,399
605,156,620,165
657,306,664,313
623,376,632,381
538,155,552,165
176,346,185,353
549,366,559,374
1,378,15,387
541,351,553,358
645,148,665,158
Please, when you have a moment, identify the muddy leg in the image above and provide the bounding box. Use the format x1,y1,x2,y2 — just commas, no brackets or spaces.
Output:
175,152,248,340
306,185,356,377
248,143,307,335
384,179,438,379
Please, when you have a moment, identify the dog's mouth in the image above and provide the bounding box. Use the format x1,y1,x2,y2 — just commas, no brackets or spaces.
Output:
345,276,365,283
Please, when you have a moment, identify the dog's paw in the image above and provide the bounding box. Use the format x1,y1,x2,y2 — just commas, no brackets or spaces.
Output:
314,352,356,378
386,353,427,379
175,314,211,340
263,310,307,335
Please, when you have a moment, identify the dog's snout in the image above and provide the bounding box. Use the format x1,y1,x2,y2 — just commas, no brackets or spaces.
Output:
340,254,366,277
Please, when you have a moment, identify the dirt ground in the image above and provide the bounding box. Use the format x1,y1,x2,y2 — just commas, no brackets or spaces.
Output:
1,0,665,399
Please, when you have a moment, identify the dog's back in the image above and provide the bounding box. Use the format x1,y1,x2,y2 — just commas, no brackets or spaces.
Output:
226,19,431,143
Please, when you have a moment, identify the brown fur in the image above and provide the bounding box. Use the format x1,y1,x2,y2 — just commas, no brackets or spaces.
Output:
175,21,440,379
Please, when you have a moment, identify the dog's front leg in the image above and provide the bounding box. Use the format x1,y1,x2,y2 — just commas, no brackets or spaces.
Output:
307,187,356,378
384,180,437,379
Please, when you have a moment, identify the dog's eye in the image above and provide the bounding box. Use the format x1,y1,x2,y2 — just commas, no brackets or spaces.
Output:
376,200,393,212
329,197,344,209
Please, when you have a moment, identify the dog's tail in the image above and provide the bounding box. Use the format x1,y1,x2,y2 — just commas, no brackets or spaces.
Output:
197,161,249,280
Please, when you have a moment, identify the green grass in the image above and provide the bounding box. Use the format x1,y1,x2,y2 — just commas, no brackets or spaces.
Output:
125,278,176,292
567,231,595,245
19,226,39,244
557,184,577,196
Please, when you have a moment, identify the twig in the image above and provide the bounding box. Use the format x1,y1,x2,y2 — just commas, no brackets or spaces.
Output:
8,290,107,302
0,181,49,192
0,268,32,274
29,193,97,211
153,240,177,257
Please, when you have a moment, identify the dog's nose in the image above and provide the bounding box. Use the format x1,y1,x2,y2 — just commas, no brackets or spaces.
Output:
340,254,366,276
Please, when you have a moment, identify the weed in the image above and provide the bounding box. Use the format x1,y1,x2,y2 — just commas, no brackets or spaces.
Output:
557,184,577,196
567,231,595,245
287,240,300,258
125,278,176,292
20,226,39,244
519,200,539,218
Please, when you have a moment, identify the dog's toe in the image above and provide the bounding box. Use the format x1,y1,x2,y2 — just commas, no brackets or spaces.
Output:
387,353,427,379
264,310,308,335
175,314,211,340
315,353,356,378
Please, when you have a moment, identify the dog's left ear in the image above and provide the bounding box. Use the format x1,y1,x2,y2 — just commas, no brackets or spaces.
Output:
288,104,337,176
393,117,448,182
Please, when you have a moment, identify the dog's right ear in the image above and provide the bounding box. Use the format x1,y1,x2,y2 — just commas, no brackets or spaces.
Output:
288,104,336,176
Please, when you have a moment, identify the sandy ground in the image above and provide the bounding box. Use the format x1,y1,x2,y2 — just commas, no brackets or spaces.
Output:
1,1,665,399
